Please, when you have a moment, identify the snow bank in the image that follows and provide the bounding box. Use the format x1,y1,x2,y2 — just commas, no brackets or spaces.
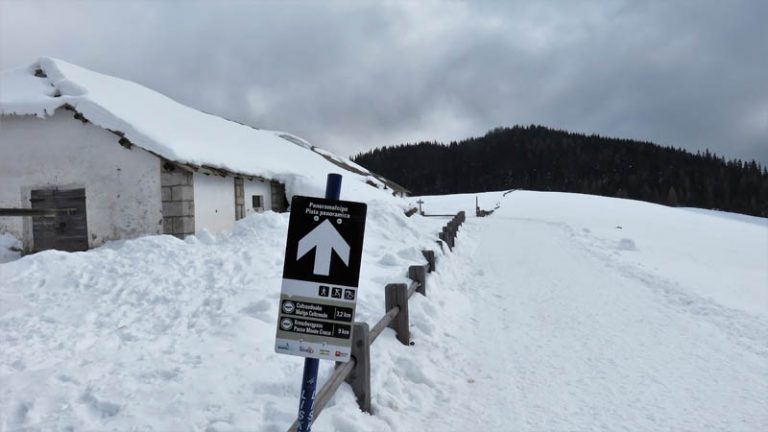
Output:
0,58,391,202
0,232,21,264
2,188,765,431
0,201,446,431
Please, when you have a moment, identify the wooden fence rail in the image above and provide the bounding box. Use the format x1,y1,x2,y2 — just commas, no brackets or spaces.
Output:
288,211,466,431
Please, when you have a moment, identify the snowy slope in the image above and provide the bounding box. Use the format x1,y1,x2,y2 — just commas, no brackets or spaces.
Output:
0,233,21,265
415,191,768,431
2,191,766,431
0,200,445,431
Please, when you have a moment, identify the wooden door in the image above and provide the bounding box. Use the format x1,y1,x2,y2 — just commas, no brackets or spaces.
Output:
30,188,88,252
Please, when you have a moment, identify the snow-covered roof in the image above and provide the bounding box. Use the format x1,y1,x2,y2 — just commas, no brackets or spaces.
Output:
0,57,400,200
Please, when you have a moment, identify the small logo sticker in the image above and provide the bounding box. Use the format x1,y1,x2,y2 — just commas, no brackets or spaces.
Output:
282,300,296,314
280,317,294,331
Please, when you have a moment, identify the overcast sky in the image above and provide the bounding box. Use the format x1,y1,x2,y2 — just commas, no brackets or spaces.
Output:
2,0,766,164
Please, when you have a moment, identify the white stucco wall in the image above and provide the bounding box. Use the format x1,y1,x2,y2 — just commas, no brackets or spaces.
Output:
0,110,163,251
243,177,272,217
193,174,235,233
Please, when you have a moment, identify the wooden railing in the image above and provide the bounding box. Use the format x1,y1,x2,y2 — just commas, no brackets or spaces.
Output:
287,212,466,431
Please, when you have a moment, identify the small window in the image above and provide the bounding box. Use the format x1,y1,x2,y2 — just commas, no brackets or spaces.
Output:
252,195,263,210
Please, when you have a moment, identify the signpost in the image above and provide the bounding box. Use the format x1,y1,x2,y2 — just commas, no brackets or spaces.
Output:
275,174,367,431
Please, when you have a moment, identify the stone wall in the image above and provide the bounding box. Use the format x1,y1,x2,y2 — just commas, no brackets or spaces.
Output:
161,164,194,237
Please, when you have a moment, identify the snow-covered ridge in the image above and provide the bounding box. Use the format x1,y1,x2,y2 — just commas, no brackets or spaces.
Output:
0,57,393,201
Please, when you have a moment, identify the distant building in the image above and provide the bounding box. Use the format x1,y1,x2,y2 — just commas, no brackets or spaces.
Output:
0,58,405,253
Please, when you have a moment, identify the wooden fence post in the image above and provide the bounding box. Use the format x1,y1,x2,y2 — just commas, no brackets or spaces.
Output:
408,265,427,296
343,322,371,413
441,227,452,250
385,283,410,345
421,249,436,273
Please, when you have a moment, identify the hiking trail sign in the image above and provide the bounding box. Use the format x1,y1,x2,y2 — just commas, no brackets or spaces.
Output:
275,195,367,362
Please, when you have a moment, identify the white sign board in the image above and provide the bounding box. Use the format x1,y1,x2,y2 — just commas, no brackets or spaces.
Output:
274,195,367,362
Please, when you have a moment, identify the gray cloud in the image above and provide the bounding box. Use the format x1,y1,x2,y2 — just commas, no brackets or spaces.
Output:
2,0,766,164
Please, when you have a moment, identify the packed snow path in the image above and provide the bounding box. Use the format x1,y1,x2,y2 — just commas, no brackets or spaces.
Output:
418,192,767,431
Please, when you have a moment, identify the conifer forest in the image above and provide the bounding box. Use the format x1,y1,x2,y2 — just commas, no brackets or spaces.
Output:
354,126,768,217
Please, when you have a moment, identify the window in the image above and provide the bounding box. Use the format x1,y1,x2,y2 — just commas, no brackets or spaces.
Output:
252,195,263,210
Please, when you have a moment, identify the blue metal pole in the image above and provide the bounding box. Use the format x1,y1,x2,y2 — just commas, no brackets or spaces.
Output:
296,358,319,431
325,173,342,200
296,173,342,432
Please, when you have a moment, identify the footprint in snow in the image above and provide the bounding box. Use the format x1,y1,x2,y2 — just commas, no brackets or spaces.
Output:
79,388,121,419
379,253,400,266
239,300,273,322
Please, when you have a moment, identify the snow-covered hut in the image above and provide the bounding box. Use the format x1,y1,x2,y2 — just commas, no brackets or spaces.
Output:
0,58,404,253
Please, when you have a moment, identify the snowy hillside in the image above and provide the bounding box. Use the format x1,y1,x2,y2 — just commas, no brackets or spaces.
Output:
416,191,767,431
2,191,767,431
